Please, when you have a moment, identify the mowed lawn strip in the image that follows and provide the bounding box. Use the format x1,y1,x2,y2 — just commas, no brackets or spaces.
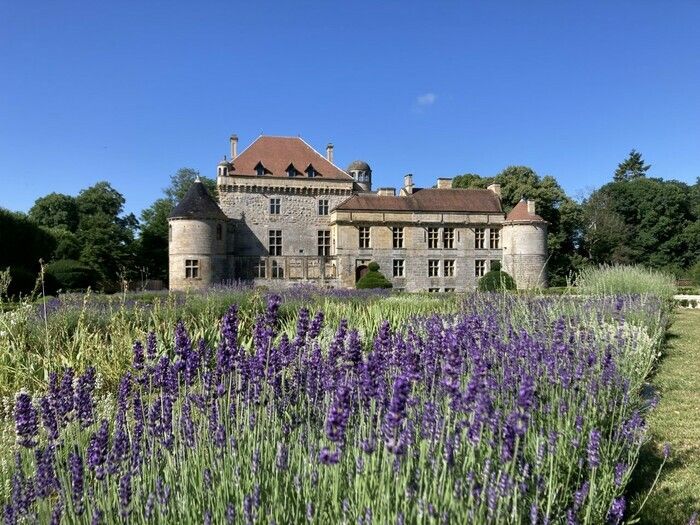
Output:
632,309,700,524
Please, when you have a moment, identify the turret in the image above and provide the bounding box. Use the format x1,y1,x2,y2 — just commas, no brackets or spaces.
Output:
347,160,372,192
168,180,229,290
501,198,548,289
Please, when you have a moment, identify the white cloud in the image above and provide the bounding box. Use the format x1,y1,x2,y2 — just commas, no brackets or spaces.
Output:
416,93,437,106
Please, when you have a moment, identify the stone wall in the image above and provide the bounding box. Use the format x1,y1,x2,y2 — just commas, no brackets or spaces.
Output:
501,222,548,289
169,218,228,290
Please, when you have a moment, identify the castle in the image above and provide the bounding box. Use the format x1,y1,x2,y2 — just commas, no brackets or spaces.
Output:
168,135,548,292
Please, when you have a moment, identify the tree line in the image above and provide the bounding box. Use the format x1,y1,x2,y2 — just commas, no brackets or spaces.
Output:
1,150,698,296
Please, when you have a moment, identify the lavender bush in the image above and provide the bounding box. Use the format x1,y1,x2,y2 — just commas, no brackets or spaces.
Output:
1,293,667,523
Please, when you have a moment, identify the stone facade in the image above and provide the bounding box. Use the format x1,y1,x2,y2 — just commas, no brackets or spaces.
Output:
168,134,549,291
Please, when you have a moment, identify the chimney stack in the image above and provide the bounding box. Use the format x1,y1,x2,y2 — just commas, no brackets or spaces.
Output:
377,187,396,196
527,199,536,215
230,134,238,159
403,174,414,195
326,143,334,163
436,178,453,189
487,183,501,197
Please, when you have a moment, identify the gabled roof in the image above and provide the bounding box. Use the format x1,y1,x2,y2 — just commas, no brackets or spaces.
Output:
226,136,353,180
505,199,545,222
169,181,227,221
335,188,503,213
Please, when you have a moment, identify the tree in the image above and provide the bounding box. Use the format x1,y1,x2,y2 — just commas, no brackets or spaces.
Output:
137,168,217,281
28,193,79,232
613,149,650,182
453,166,584,286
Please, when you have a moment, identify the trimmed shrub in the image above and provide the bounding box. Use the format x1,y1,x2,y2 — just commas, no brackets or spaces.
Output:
356,262,393,289
45,259,98,292
6,267,38,298
478,269,516,292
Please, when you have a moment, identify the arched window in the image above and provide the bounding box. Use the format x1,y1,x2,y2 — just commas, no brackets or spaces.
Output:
216,223,222,241
168,224,172,242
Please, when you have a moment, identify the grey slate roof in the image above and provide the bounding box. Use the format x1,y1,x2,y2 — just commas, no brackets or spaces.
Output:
347,160,371,171
169,181,227,221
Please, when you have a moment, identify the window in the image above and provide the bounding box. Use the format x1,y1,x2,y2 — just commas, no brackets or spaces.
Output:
428,259,439,277
255,163,266,176
317,230,331,256
359,227,371,249
392,227,404,249
427,228,439,249
216,224,222,241
271,260,284,279
444,288,455,293
306,167,316,178
318,199,329,216
443,228,454,249
287,166,297,177
428,288,440,293
443,260,455,277
393,259,405,277
270,198,280,215
490,228,500,249
168,225,172,242
269,230,282,256
185,259,199,279
475,228,485,249
475,259,486,277
255,259,266,278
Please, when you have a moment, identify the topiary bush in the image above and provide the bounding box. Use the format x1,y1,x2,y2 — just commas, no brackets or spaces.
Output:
478,269,516,292
356,262,393,289
45,259,99,293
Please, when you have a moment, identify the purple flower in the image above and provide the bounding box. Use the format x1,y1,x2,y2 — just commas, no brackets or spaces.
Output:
308,311,324,339
119,472,132,517
318,447,341,465
132,340,145,371
606,497,625,525
14,392,38,448
587,429,602,468
40,395,58,441
35,445,58,498
276,443,289,471
663,442,671,460
147,331,158,361
87,420,110,480
325,385,352,445
74,367,96,428
68,449,84,515
383,375,411,454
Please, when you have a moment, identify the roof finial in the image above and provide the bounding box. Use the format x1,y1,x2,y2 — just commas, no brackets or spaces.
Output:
195,173,201,183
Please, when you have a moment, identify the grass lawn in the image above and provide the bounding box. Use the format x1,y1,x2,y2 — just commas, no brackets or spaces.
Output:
630,308,700,524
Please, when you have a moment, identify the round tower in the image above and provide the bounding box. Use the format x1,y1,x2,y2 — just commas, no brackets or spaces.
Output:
501,198,548,289
217,157,231,178
347,160,372,192
168,180,229,291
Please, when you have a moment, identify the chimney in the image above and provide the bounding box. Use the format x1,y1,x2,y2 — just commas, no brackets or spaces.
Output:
436,178,452,189
326,143,334,163
230,134,238,159
527,199,536,215
487,183,501,197
377,187,396,196
403,173,414,195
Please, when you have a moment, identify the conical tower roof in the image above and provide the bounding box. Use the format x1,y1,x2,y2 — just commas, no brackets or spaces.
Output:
169,181,227,221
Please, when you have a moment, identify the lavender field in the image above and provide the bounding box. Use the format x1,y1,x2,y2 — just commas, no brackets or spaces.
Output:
0,287,670,524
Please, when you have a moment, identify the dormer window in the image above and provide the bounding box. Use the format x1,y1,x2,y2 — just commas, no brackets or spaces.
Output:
305,165,318,178
286,164,298,177
255,162,266,177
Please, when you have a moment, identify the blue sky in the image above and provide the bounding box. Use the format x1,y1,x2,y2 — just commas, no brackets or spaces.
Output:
1,1,699,218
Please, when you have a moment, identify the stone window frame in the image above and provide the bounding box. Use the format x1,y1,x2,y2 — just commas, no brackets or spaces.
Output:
318,199,329,216
392,227,405,249
254,259,266,278
475,228,486,249
269,197,281,215
428,287,440,293
444,287,455,293
443,228,455,249
359,226,371,249
475,259,486,277
393,259,405,277
443,259,455,278
428,259,439,278
271,260,284,279
427,227,439,249
317,230,331,257
490,228,501,249
185,259,199,279
269,230,282,256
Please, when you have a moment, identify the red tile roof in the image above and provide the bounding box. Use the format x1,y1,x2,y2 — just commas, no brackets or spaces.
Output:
505,199,545,221
335,188,503,213
227,136,353,180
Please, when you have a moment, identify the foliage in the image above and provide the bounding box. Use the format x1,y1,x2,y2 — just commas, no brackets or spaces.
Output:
0,293,669,523
45,259,99,293
582,178,699,271
689,260,700,286
137,169,217,282
575,265,678,301
28,192,79,231
50,228,82,260
478,269,516,291
614,149,651,182
453,166,584,286
356,263,392,289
